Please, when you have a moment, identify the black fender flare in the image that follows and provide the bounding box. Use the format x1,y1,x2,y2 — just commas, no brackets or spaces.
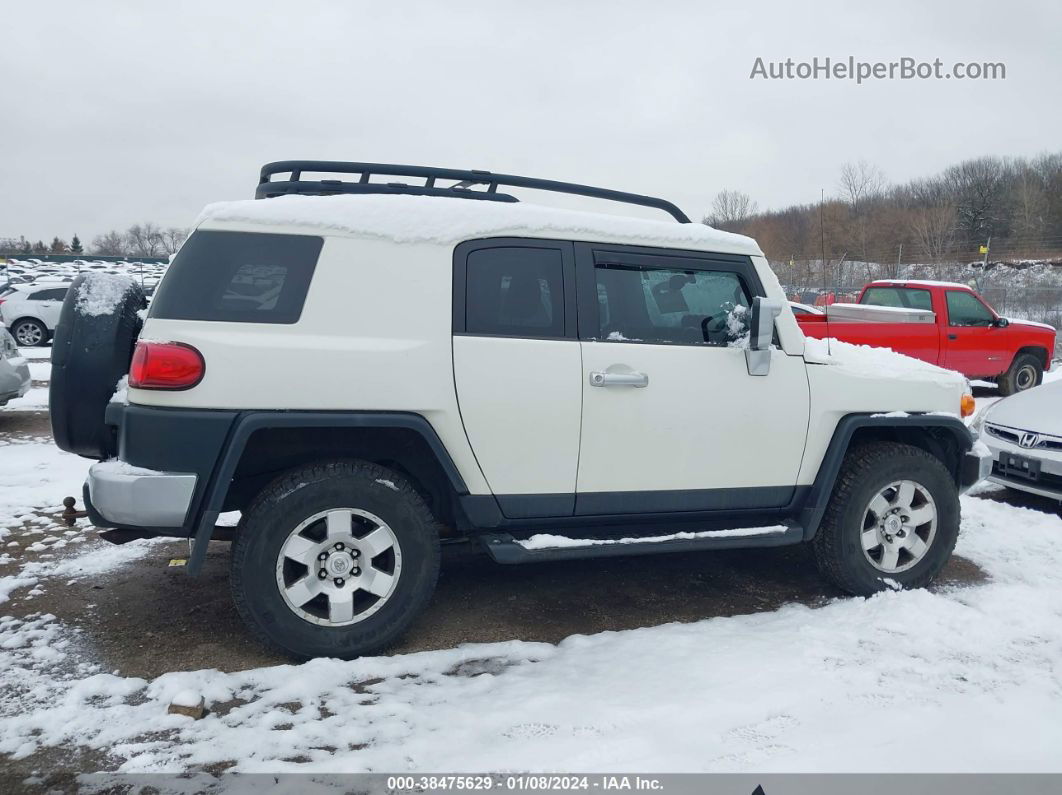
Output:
187,411,469,574
798,413,974,541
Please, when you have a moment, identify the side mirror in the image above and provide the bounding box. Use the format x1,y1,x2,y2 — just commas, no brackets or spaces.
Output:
993,317,1009,328
746,297,784,376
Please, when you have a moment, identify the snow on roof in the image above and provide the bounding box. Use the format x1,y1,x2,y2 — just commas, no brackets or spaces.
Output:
870,279,970,289
196,194,762,255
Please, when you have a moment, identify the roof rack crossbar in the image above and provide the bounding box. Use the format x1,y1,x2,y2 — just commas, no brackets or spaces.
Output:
256,160,691,223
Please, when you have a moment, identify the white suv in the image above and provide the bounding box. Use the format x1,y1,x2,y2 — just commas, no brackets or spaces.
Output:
1,282,70,346
49,161,991,659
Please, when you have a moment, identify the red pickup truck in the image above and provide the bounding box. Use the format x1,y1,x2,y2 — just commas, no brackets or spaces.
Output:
795,280,1057,395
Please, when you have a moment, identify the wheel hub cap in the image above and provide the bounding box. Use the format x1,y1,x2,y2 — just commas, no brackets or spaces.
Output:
860,480,937,574
275,508,402,627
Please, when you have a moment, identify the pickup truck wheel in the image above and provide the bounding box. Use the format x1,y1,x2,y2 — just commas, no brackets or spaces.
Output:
230,460,441,660
997,353,1042,396
812,442,959,596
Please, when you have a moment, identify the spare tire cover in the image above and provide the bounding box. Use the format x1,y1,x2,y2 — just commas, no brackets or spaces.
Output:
50,273,147,459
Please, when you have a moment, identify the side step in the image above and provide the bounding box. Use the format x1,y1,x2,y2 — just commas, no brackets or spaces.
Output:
479,522,805,564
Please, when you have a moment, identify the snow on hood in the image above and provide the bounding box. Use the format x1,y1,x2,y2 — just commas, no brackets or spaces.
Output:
803,337,965,389
984,380,1062,437
1005,317,1057,333
195,194,762,254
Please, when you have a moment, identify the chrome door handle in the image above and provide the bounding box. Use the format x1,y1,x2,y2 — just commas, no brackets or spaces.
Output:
590,371,648,388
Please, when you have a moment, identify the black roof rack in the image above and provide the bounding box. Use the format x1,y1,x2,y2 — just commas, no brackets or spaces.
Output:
256,160,691,224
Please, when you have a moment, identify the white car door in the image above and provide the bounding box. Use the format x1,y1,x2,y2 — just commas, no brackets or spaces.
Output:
452,239,582,518
43,287,69,328
574,245,810,515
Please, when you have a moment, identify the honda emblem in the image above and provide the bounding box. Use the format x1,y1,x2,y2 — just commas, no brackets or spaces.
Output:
1019,432,1039,449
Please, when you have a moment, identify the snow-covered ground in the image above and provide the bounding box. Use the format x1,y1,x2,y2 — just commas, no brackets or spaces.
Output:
1,342,1060,776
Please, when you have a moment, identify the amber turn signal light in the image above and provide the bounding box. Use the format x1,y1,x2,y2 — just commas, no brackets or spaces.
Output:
960,394,976,418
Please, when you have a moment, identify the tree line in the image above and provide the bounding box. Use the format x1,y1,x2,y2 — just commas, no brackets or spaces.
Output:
705,152,1062,280
1,223,189,258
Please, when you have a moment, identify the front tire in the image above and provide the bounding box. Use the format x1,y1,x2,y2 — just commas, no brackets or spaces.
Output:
231,460,441,659
997,353,1042,396
812,442,959,595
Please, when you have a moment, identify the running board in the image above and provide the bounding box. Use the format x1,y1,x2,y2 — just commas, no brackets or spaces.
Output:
478,523,804,564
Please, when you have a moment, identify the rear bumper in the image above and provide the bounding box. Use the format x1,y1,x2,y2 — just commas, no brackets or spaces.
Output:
86,462,198,527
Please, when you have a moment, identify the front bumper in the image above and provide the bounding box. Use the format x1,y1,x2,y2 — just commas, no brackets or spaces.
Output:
960,442,993,493
86,462,198,527
981,428,1062,501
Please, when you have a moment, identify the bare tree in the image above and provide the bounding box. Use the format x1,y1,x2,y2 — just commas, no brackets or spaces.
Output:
161,227,189,255
943,156,1010,244
704,189,758,228
839,160,886,209
839,160,886,274
911,205,958,262
125,222,165,257
92,230,127,256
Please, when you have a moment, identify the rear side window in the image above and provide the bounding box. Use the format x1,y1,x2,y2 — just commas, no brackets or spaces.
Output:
29,288,69,301
860,286,932,311
464,247,565,337
150,231,323,324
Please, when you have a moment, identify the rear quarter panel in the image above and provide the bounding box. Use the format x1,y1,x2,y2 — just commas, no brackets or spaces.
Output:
131,228,491,494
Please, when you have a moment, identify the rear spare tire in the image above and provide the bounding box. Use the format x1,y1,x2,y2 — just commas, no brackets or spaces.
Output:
50,274,146,459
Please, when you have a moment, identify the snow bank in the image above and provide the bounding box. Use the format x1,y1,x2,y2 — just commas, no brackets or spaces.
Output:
74,273,137,317
804,337,965,387
0,440,92,534
1,496,1061,773
196,194,761,254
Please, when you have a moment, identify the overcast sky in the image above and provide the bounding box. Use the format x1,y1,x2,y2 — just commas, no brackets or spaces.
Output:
4,0,1061,243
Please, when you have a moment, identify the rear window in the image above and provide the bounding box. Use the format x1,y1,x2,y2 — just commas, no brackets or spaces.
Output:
859,286,932,311
149,231,323,324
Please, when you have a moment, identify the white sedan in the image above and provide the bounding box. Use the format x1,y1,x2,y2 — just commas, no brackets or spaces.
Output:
974,379,1062,502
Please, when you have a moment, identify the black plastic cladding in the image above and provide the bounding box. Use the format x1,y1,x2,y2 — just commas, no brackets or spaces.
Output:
256,161,693,224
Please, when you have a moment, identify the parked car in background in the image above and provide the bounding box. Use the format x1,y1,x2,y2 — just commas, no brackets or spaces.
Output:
789,301,823,316
0,328,31,406
973,380,1062,503
795,280,1057,395
0,282,71,346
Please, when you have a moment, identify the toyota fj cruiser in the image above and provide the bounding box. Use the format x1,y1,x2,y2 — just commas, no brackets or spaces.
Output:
50,161,992,659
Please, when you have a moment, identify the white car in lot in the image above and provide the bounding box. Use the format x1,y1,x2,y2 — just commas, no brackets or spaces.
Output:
0,282,70,346
976,379,1062,502
0,327,31,406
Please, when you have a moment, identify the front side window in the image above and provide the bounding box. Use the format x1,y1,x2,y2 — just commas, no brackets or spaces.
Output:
464,246,565,337
150,231,323,324
946,290,994,327
594,262,750,346
860,286,932,311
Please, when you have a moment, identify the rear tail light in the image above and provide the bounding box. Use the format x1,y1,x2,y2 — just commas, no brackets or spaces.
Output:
128,341,205,390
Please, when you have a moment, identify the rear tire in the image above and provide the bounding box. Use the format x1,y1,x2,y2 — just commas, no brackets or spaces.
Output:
812,442,959,596
997,353,1042,396
230,460,441,660
12,318,48,347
